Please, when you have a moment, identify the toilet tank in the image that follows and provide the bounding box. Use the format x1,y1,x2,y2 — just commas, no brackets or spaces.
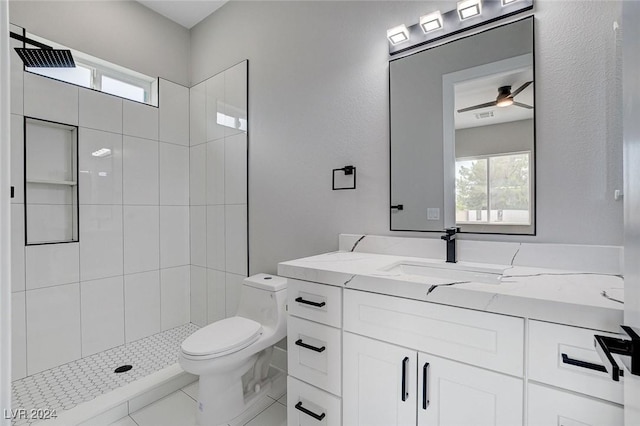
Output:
236,274,287,329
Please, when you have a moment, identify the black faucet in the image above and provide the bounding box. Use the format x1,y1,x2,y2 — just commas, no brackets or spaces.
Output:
441,227,460,263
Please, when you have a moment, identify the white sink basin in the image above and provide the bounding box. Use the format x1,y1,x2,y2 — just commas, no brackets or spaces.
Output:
380,260,505,284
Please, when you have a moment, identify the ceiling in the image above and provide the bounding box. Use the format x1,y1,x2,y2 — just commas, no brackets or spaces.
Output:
455,68,534,130
136,0,229,29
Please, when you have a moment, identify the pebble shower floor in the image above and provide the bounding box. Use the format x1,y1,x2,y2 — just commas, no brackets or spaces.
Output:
10,323,199,425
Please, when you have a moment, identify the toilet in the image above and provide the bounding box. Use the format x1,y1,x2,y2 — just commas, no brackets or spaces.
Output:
179,274,287,426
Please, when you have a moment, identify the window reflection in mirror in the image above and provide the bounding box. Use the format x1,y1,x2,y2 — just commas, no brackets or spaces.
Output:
451,58,535,233
454,65,534,232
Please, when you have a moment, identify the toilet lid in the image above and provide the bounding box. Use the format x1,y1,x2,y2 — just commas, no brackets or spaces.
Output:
181,317,263,357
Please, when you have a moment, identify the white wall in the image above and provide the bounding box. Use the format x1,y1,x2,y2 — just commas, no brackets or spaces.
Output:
455,119,534,158
190,1,623,275
10,34,191,377
9,0,190,86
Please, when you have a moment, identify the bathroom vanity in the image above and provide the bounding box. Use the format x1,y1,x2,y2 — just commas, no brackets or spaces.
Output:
278,235,625,426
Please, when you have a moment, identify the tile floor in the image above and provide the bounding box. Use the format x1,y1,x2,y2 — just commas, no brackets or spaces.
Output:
11,324,199,425
109,380,287,426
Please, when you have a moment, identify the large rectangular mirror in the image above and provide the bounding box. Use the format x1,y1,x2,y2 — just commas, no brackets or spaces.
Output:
390,17,534,234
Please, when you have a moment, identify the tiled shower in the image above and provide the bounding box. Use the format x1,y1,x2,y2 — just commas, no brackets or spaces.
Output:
8,21,250,420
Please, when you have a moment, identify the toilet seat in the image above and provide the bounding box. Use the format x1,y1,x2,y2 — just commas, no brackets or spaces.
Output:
181,316,263,359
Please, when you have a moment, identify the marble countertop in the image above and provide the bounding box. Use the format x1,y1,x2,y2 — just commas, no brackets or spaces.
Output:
278,251,624,333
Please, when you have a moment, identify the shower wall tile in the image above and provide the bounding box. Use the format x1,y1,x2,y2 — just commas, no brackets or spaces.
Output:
225,272,245,317
160,206,190,268
79,204,124,281
189,143,207,205
13,61,190,375
10,25,23,115
79,88,123,133
26,283,81,375
159,142,189,206
207,269,226,324
124,206,160,274
25,242,79,290
123,99,159,141
189,81,206,147
190,266,207,327
125,270,161,343
10,113,24,204
11,291,27,381
206,139,225,205
224,61,248,138
11,204,25,293
224,133,247,205
190,206,206,267
24,72,79,126
225,204,248,276
206,205,225,270
123,135,159,205
160,266,190,331
80,276,125,356
190,62,249,327
78,128,123,205
159,79,189,146
206,72,225,142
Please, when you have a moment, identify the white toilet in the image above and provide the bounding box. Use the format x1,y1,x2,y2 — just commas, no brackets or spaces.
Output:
179,274,287,426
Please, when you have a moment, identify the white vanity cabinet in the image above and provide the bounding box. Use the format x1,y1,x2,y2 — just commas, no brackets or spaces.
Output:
527,320,624,425
282,264,624,426
287,278,343,425
343,332,523,426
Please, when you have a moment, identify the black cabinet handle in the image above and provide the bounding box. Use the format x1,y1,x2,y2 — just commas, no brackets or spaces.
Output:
561,353,607,373
295,339,326,353
295,297,326,308
295,401,326,421
391,204,404,211
401,356,409,401
422,362,430,410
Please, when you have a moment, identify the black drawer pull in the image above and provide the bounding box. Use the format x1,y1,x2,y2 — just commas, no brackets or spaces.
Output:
561,353,607,373
401,356,409,401
422,362,430,410
295,297,326,308
295,339,326,353
295,401,326,421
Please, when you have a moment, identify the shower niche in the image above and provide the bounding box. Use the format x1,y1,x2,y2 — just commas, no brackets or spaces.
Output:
24,117,79,245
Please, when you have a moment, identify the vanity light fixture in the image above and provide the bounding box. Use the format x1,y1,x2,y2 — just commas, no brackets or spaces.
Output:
387,24,410,45
457,0,482,20
420,11,443,33
388,0,533,55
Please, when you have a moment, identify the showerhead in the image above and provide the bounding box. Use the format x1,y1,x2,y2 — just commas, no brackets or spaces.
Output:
14,48,75,68
10,31,76,68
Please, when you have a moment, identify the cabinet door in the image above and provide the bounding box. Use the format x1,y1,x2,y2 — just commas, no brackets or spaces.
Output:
417,352,523,426
528,383,623,426
343,332,416,426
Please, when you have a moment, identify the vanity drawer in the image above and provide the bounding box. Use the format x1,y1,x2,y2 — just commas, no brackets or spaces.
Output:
528,383,623,426
287,376,341,426
528,320,623,404
288,279,342,328
288,316,342,396
343,289,524,377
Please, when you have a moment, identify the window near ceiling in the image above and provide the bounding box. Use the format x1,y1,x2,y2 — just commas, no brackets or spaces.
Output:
455,152,531,225
24,33,157,106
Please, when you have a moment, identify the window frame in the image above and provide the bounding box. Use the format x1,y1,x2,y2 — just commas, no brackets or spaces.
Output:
455,150,534,234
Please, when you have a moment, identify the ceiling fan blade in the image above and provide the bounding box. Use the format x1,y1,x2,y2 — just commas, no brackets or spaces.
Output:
457,101,497,113
513,101,533,109
510,81,533,98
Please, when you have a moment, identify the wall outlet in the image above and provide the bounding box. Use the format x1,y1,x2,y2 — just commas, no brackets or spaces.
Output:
427,208,440,220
